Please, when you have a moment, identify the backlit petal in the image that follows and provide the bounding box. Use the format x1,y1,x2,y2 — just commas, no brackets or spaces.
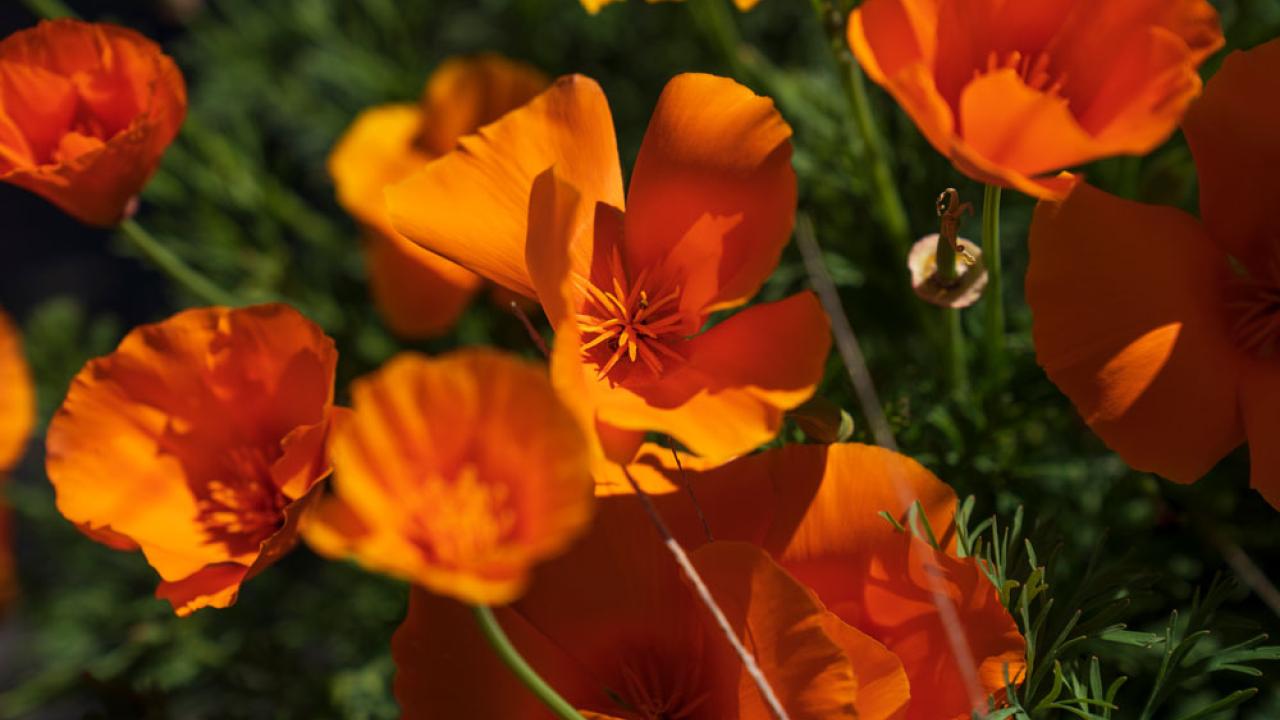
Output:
625,73,796,314
387,75,624,298
1026,183,1244,482
0,309,34,473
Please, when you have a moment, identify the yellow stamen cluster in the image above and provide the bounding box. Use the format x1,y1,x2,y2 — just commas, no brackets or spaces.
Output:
576,250,686,380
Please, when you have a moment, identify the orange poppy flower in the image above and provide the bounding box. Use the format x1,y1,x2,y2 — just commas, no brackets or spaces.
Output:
615,442,1027,719
393,514,908,718
581,0,759,13
387,73,831,464
328,55,548,339
45,304,339,616
0,19,186,226
0,308,35,615
302,349,594,606
1026,38,1280,507
847,0,1223,199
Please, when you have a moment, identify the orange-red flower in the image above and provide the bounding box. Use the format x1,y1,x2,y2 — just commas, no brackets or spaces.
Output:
581,0,759,13
303,349,594,606
1026,38,1280,507
0,308,35,614
394,524,907,718
0,19,186,226
387,73,830,464
847,0,1223,199
45,304,339,616
394,442,1024,719
328,55,548,339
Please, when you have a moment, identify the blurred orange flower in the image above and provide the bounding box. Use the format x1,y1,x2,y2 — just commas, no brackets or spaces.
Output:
582,0,759,13
45,304,339,616
0,308,35,614
622,442,1028,719
394,520,905,718
328,55,548,339
847,0,1222,199
303,349,594,606
1027,38,1280,508
388,73,830,464
0,19,186,225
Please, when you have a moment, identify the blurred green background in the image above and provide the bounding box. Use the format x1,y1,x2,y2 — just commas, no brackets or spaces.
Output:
2,0,1280,717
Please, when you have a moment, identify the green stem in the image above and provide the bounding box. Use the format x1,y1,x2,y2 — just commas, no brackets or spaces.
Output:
811,0,910,261
20,0,78,19
118,218,238,307
935,233,958,285
473,606,586,720
689,0,744,77
945,309,968,401
981,185,1005,381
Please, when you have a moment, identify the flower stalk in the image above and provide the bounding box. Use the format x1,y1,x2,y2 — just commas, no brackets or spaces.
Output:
981,185,1005,382
473,605,587,720
20,0,77,19
119,219,239,307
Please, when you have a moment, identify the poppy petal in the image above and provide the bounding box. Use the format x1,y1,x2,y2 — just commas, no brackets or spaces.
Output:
0,309,34,472
624,73,796,315
819,615,911,720
415,54,550,157
387,75,624,298
1026,183,1245,482
1240,362,1280,510
45,304,336,612
1182,37,1280,271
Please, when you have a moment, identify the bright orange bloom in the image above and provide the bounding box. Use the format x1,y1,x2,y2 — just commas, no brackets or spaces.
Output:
394,522,906,718
0,19,186,226
303,349,594,605
388,73,830,464
45,304,339,616
581,0,759,13
0,308,35,615
394,442,1023,719
1027,38,1280,508
847,0,1222,199
328,55,548,339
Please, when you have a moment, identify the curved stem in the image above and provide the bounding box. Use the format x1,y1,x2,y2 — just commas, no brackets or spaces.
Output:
981,185,1005,381
811,0,910,261
118,219,239,307
20,0,77,19
472,605,587,720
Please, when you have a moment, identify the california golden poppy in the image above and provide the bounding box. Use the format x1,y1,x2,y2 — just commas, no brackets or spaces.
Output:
619,441,1027,719
582,0,759,13
0,308,34,615
328,55,548,339
45,304,339,616
847,0,1223,199
393,518,908,718
388,73,831,464
1027,38,1280,508
0,19,186,226
302,349,594,606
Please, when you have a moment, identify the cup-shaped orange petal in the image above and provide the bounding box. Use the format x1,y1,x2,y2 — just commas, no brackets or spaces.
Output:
302,349,594,606
45,304,339,616
0,309,35,473
609,441,1026,719
0,19,186,225
328,55,547,339
391,493,899,719
847,0,1222,199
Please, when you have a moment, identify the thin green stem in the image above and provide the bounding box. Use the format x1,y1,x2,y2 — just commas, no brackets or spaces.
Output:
118,219,238,307
945,309,968,401
981,185,1005,381
935,234,958,285
20,0,78,19
473,606,587,720
811,0,910,261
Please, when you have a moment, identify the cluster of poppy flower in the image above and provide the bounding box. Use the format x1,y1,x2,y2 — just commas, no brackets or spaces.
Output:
0,0,1272,716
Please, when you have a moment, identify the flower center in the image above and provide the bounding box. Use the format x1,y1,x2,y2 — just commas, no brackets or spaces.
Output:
196,445,287,550
575,258,687,381
616,654,711,720
985,49,1064,95
1226,246,1280,360
411,464,515,566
